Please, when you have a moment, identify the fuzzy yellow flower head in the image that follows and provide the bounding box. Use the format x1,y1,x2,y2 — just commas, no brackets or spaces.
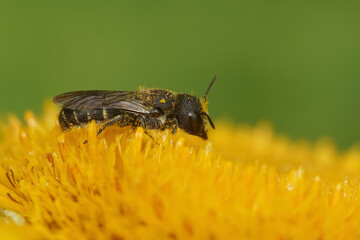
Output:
1,103,360,239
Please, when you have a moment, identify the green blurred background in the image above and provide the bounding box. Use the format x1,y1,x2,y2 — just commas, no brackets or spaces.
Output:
0,1,359,149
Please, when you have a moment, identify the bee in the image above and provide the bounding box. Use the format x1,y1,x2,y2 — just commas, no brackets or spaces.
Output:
53,77,216,140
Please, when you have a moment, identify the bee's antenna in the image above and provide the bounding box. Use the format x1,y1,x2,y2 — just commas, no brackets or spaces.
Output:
203,75,217,100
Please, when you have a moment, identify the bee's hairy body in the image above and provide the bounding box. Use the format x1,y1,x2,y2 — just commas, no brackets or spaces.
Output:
58,90,179,135
54,78,216,140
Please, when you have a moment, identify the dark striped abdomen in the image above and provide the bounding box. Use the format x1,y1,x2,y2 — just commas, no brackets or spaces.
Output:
58,108,121,130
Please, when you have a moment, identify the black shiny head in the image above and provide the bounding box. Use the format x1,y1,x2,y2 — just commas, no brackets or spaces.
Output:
176,94,207,139
175,77,216,139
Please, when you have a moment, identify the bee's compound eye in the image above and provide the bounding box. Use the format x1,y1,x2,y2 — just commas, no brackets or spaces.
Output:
188,112,203,134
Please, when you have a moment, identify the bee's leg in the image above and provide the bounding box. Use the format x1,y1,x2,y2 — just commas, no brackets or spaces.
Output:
170,118,178,134
83,115,125,144
97,114,124,136
136,115,159,144
136,115,147,130
164,118,178,134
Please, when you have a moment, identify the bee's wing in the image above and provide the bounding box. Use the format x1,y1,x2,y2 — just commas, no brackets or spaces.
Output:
53,90,151,114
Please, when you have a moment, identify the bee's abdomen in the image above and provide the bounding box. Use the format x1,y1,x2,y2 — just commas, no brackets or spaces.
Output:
59,108,120,130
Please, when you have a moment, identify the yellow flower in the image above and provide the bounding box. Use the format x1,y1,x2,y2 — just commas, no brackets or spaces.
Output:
1,103,360,239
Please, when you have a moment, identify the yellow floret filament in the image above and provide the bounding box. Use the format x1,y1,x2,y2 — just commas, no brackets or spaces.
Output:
0,103,360,239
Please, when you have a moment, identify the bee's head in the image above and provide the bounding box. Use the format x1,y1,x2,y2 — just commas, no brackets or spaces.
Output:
176,94,215,140
175,76,216,140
